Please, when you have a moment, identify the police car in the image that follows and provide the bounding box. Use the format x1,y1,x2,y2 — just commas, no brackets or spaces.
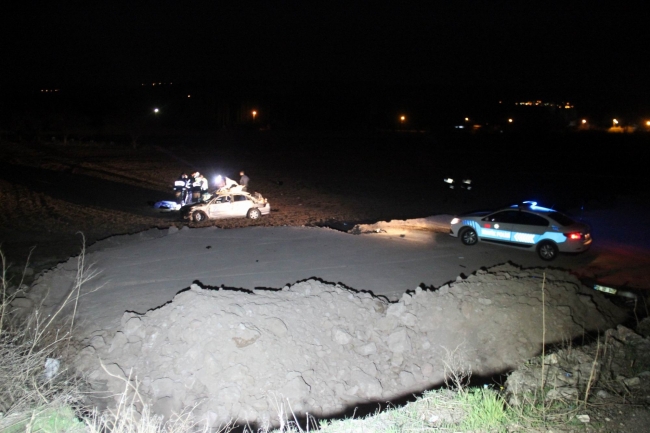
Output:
449,202,592,261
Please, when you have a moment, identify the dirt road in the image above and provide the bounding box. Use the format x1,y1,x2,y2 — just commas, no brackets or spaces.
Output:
1,137,648,292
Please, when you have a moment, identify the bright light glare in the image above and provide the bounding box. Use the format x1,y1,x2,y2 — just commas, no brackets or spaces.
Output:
464,117,469,121
646,121,650,126
613,119,619,125
153,108,159,113
508,118,513,123
443,178,454,184
400,115,406,122
450,218,460,225
581,119,587,124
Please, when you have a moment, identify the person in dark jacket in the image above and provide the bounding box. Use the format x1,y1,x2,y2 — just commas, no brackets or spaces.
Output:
239,171,250,191
174,173,189,204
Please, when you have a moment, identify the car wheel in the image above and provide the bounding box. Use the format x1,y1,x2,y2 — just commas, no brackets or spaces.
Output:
193,211,208,222
460,227,478,245
247,208,261,219
537,241,558,261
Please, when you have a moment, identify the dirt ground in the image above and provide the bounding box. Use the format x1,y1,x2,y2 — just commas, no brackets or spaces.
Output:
2,134,650,431
1,134,649,286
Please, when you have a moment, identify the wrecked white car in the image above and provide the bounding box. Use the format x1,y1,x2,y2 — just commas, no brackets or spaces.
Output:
181,191,270,222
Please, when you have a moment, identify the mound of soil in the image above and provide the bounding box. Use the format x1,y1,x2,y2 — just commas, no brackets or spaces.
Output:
74,264,625,428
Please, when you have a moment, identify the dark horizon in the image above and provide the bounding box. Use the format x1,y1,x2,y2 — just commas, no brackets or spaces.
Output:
3,1,649,131
4,2,648,94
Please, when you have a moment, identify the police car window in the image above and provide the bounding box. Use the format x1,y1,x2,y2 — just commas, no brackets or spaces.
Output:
548,211,575,226
486,210,519,223
518,212,549,227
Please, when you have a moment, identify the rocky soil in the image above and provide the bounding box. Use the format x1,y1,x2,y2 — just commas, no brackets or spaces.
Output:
74,264,625,428
505,319,650,432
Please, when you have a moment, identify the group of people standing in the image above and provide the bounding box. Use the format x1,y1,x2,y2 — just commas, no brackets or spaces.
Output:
173,170,250,206
173,172,208,205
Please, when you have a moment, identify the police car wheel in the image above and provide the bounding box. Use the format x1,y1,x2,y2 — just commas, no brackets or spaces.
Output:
247,208,261,219
460,228,478,246
537,241,558,261
193,211,208,222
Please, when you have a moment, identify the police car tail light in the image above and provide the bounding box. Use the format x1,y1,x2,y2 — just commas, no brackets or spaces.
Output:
450,217,460,225
566,232,583,240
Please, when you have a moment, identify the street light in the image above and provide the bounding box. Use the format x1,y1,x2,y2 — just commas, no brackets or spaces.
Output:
508,118,513,123
252,110,257,121
154,108,160,114
613,119,619,125
400,115,406,124
581,119,587,124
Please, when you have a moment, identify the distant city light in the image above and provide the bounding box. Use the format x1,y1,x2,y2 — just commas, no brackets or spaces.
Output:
613,119,619,125
581,119,587,124
508,118,513,123
154,108,159,113
465,117,469,121
252,110,257,120
646,120,650,126
400,115,406,123
515,100,573,109
187,95,191,98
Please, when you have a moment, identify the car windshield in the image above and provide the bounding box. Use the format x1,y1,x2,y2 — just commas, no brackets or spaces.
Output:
547,211,576,226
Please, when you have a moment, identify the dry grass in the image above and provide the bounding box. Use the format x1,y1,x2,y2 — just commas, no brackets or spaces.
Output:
0,240,96,432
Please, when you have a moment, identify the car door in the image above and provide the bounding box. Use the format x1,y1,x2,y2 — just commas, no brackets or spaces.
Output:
511,211,550,245
479,210,518,243
231,194,251,216
208,195,232,218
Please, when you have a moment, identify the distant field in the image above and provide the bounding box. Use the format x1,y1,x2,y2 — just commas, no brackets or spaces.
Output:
0,130,647,270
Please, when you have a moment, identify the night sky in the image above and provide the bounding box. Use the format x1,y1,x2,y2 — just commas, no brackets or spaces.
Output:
2,1,648,109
